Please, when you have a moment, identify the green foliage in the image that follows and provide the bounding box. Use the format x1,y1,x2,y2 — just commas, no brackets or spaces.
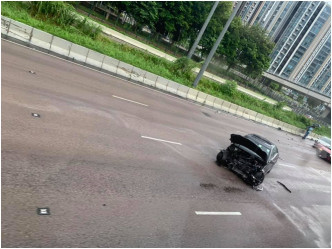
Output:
171,57,197,79
222,80,238,96
274,101,286,110
269,82,280,91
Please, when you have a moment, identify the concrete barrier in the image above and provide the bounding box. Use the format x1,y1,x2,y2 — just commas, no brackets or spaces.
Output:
131,67,146,82
50,36,71,57
220,101,232,112
247,110,258,121
242,109,251,119
187,89,199,101
86,50,104,68
117,61,133,79
1,17,11,34
213,98,224,109
155,76,169,91
166,81,180,94
7,19,32,42
143,72,158,87
205,95,216,107
177,85,190,98
236,106,245,116
255,113,265,123
196,92,208,104
68,43,89,62
261,116,274,126
228,104,238,114
30,29,53,50
102,56,119,74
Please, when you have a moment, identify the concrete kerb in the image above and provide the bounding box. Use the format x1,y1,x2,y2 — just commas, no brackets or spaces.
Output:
196,92,208,104
213,98,224,110
187,88,199,101
101,56,119,74
205,95,216,107
86,50,104,68
117,61,133,79
255,113,265,123
131,66,146,82
68,43,89,63
228,104,239,115
50,36,71,57
7,19,32,42
155,76,169,91
220,100,232,112
30,29,53,50
166,81,180,95
236,106,246,117
176,85,190,98
143,72,158,87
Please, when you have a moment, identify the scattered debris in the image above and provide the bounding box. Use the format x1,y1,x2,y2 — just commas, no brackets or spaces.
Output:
31,113,40,118
28,70,36,74
37,207,50,215
253,185,263,191
277,181,291,193
278,127,282,130
224,186,244,193
102,204,106,206
202,112,211,117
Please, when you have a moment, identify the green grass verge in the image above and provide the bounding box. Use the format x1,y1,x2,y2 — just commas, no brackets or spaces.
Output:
2,1,330,137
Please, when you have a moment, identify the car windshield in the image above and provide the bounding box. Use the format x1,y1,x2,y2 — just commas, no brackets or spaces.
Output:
249,139,271,156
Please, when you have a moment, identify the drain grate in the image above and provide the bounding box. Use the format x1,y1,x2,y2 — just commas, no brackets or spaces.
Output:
37,207,50,215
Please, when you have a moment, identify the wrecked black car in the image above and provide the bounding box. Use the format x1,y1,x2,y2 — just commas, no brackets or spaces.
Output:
216,134,279,187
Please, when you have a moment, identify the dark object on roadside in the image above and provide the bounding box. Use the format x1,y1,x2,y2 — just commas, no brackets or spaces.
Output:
277,181,291,193
278,127,282,130
313,137,331,162
216,134,279,187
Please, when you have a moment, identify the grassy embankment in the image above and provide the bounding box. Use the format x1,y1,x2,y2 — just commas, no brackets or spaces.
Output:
1,1,330,137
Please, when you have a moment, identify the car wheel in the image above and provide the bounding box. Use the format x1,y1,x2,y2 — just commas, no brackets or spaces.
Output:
216,151,223,166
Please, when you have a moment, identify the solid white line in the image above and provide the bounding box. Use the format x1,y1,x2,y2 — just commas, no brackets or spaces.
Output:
141,136,182,145
195,211,242,215
112,95,148,107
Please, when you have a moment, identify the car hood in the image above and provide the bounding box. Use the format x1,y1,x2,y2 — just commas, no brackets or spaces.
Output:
230,134,268,162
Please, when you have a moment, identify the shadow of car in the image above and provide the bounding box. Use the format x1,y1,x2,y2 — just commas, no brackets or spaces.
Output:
313,137,331,162
216,134,279,187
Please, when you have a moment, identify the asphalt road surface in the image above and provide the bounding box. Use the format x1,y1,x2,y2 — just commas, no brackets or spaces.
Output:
2,39,331,247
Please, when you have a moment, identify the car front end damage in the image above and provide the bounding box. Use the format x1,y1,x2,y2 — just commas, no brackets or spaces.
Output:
216,134,269,187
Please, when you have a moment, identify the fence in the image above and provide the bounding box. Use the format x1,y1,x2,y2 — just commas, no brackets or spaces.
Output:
1,16,322,140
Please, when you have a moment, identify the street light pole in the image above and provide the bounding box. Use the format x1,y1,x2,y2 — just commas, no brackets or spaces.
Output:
187,1,219,60
193,2,242,87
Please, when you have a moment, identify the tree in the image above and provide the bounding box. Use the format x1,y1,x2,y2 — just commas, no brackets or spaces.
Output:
126,2,159,32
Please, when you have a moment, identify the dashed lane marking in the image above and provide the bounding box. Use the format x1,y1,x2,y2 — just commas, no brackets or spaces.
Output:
195,211,242,215
141,136,182,145
112,95,148,107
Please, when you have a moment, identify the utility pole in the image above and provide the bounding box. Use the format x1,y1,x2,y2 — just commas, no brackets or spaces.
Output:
193,2,242,87
187,1,219,60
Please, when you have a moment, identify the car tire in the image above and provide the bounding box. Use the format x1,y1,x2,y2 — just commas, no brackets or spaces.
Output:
216,151,223,166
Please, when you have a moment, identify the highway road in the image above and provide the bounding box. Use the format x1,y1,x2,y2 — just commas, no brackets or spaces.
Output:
2,39,331,247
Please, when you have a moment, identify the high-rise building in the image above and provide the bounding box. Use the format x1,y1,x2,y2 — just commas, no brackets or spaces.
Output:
237,1,331,98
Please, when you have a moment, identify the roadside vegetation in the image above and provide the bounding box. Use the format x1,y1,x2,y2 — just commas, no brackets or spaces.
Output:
1,1,329,137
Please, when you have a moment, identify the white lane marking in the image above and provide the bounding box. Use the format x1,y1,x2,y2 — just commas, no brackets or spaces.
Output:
278,162,296,168
195,211,242,216
112,95,148,107
141,136,182,145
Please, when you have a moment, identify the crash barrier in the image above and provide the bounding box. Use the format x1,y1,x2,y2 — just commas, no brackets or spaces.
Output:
1,16,322,140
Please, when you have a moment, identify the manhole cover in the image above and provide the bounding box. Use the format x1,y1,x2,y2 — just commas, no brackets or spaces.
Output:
31,113,40,118
37,207,50,215
202,112,212,117
200,183,216,189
